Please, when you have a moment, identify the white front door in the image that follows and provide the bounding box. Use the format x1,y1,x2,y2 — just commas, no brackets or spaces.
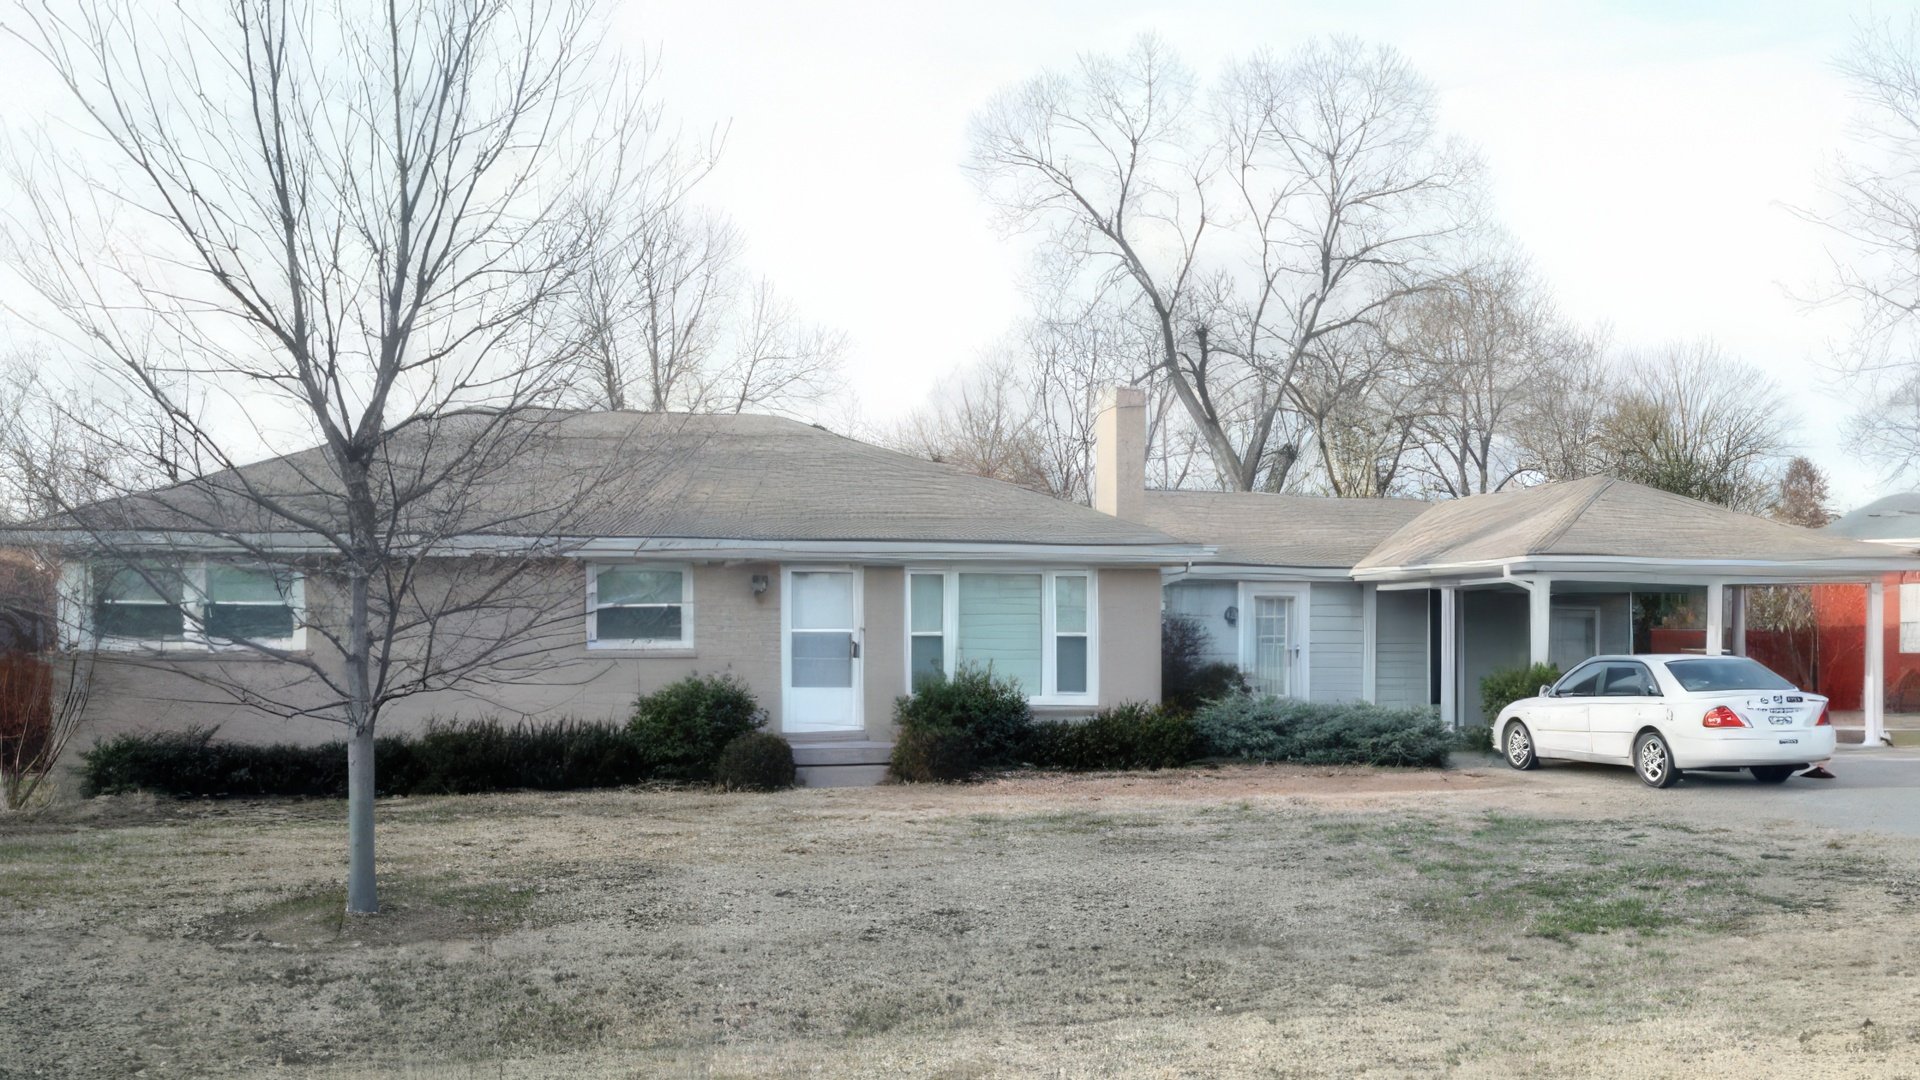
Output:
1245,593,1299,698
784,569,863,733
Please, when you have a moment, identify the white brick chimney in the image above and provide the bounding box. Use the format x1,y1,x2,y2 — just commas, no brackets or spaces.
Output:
1093,385,1147,521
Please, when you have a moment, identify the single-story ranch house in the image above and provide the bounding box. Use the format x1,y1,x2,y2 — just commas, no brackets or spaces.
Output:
22,393,1920,783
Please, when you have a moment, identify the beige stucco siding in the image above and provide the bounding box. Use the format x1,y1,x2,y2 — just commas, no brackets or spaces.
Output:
859,566,907,740
70,557,1171,752
1096,568,1162,706
73,559,784,748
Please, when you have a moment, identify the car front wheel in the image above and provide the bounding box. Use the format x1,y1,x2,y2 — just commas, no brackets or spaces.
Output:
1634,731,1679,789
1504,721,1538,771
1751,765,1795,784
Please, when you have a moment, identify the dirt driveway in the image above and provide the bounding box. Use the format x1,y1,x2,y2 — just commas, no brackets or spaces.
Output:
4,760,1919,1078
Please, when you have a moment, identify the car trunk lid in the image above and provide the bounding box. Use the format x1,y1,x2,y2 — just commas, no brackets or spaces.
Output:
1695,691,1824,729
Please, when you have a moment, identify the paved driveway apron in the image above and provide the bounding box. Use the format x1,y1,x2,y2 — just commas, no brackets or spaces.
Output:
1663,751,1920,837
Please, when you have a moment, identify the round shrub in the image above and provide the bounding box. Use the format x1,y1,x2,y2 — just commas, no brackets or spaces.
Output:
630,673,766,781
893,665,1030,769
714,732,796,791
889,726,977,784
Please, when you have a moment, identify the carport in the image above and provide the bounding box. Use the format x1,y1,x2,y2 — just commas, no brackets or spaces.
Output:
1351,476,1920,742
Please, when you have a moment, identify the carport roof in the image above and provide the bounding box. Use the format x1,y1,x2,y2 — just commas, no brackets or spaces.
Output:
1823,492,1920,545
1352,475,1920,580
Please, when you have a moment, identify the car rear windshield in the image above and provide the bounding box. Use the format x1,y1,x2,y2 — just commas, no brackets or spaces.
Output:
1663,657,1795,693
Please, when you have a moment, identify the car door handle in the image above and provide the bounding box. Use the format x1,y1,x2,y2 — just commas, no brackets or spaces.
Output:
849,639,861,659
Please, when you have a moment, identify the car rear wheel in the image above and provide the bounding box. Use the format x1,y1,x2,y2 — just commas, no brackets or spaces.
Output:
1503,721,1538,771
1634,731,1679,789
1751,765,1795,784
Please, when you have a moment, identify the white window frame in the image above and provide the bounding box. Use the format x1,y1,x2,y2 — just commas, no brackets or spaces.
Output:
587,562,694,651
1237,582,1310,700
1901,583,1920,655
902,567,1099,706
82,560,307,653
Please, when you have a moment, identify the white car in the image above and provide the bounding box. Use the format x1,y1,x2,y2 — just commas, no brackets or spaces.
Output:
1493,654,1834,788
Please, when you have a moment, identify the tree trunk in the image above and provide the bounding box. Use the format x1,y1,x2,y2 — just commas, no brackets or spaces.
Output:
346,725,378,914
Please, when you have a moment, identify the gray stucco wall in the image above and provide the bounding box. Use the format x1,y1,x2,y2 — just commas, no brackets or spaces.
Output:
1309,583,1364,703
1375,589,1429,709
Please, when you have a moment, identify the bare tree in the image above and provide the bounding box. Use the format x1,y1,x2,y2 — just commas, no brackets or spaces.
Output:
1286,328,1423,497
568,152,846,417
1595,343,1791,512
1394,258,1601,497
967,34,1476,492
2,0,679,913
892,356,1057,496
1804,14,1920,474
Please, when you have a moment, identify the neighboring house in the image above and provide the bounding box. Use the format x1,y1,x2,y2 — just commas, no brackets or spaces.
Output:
1092,388,1920,739
1813,494,1920,712
24,411,1206,785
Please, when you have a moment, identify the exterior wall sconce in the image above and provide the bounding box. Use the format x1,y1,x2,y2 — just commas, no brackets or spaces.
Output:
751,573,769,595
1224,605,1238,626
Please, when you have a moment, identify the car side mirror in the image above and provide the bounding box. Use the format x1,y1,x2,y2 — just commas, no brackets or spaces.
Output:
1538,684,1554,698
1646,686,1662,697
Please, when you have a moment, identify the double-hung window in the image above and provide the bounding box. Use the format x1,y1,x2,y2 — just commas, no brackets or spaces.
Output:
590,564,692,648
88,561,303,650
93,563,188,642
905,569,1095,704
205,566,300,643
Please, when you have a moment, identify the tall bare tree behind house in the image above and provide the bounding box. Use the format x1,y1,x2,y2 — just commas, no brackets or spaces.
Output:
967,34,1479,493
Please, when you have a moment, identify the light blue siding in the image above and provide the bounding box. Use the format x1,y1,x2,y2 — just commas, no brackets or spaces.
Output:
1309,584,1364,703
1162,581,1238,668
1375,589,1429,709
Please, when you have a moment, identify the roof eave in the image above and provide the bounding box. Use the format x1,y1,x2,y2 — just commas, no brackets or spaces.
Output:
4,529,1214,567
1353,552,1920,583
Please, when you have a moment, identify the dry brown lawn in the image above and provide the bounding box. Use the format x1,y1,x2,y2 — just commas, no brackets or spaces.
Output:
4,762,1919,1078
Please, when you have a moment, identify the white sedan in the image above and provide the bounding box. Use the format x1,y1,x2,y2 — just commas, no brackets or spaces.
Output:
1494,654,1834,788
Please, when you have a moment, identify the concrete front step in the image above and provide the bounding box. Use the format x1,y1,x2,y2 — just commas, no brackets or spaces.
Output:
788,740,892,787
796,763,891,788
788,739,893,767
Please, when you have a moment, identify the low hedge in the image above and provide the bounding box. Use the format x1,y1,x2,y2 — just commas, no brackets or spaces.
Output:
630,673,766,781
1192,696,1451,768
1480,662,1561,723
81,719,654,799
890,665,1031,777
714,731,796,792
1025,703,1200,771
889,725,978,784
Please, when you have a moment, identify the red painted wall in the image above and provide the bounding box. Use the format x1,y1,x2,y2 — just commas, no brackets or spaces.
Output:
1811,575,1920,711
1648,626,1817,694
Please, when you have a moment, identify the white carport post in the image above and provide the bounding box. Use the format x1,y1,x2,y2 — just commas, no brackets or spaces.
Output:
1439,586,1458,728
1705,582,1725,656
1730,587,1746,657
1527,577,1551,666
1866,580,1886,746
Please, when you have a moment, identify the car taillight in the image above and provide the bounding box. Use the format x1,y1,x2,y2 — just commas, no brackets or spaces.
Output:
1815,704,1831,727
1702,706,1748,728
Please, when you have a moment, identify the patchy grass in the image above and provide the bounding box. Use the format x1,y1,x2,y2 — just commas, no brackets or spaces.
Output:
3,769,1918,1078
1304,812,1817,942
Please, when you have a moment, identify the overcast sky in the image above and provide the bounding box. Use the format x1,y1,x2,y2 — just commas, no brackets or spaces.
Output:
0,1,1900,509
618,0,1888,508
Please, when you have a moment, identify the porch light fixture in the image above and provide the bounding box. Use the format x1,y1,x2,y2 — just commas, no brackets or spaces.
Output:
1224,604,1238,626
751,573,769,595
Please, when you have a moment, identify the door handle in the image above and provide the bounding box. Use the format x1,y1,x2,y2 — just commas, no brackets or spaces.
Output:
850,638,861,660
